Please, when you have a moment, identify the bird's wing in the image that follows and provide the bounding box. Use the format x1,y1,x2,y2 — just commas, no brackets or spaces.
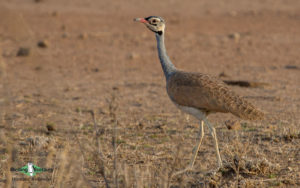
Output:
167,71,264,120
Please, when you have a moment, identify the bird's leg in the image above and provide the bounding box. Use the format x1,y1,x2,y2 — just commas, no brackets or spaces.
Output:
172,120,204,176
188,120,204,168
203,117,223,170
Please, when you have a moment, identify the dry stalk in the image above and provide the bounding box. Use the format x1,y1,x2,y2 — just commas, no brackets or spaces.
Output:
88,110,110,188
112,119,118,188
107,91,119,188
89,110,105,159
4,136,12,188
168,142,184,184
74,134,107,188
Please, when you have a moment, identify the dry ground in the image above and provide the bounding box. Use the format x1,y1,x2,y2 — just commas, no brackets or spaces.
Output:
0,0,299,187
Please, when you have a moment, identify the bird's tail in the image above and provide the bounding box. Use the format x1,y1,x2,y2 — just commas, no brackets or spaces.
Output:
226,95,265,121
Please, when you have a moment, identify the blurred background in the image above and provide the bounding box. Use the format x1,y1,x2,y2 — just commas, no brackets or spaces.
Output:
0,0,299,187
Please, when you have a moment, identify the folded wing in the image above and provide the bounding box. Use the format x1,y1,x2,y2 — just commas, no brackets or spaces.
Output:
167,71,264,120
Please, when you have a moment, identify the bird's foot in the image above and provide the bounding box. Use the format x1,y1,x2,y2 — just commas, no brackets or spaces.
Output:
171,163,224,177
205,165,224,176
171,166,194,177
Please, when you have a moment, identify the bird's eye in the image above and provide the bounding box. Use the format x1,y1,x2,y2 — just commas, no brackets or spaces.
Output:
152,19,157,23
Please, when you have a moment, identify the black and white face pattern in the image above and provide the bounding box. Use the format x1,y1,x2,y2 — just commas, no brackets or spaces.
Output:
144,16,166,35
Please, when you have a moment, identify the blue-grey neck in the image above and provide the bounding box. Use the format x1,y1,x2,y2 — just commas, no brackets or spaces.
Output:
155,32,176,81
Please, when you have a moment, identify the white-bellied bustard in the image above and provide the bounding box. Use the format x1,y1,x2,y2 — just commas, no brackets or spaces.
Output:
134,16,264,175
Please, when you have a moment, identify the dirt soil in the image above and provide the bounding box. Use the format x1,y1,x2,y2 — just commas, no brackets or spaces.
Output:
0,0,299,187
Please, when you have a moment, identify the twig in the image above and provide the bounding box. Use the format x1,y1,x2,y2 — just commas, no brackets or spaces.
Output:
89,110,105,159
112,119,119,188
89,110,110,187
107,92,119,188
168,142,183,184
74,134,110,188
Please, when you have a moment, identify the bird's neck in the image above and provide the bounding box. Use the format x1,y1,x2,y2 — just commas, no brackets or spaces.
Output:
155,32,176,80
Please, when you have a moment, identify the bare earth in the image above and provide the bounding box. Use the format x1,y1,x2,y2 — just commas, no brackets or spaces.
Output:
0,0,299,187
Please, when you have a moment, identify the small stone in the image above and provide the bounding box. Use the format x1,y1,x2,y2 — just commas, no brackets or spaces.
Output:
225,120,241,130
17,47,30,57
61,25,66,31
62,32,68,38
285,65,299,70
137,122,144,129
52,11,58,16
46,122,56,131
34,66,42,71
78,33,88,39
91,68,99,72
228,32,240,42
37,40,49,48
219,72,229,78
128,52,140,60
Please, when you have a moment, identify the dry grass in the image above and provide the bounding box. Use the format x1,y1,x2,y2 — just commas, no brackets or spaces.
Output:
0,54,299,186
1,92,299,187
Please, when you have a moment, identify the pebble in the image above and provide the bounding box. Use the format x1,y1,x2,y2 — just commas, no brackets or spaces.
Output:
228,32,240,42
128,52,140,60
219,71,229,78
62,32,68,38
78,33,88,39
285,65,299,70
17,47,30,57
52,11,58,16
37,40,49,48
225,120,241,130
61,25,66,31
46,122,56,131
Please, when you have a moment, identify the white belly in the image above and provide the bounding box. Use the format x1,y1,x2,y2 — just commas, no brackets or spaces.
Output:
172,102,206,120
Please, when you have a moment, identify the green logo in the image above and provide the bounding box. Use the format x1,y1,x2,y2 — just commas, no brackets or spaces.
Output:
11,163,53,177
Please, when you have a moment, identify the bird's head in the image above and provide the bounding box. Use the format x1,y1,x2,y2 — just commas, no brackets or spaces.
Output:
134,16,165,35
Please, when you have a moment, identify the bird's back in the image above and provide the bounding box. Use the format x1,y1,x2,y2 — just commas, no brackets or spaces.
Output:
167,71,264,120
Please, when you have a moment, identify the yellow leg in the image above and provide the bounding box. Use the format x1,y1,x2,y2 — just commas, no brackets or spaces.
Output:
203,118,223,169
188,120,204,168
172,111,222,177
172,120,204,176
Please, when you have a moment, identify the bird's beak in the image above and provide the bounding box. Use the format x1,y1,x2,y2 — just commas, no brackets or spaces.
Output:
133,18,148,23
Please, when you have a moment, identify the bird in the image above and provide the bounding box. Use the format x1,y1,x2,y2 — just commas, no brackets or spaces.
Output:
134,16,264,175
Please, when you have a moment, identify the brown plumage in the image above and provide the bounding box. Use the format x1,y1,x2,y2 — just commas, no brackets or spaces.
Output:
167,71,264,120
